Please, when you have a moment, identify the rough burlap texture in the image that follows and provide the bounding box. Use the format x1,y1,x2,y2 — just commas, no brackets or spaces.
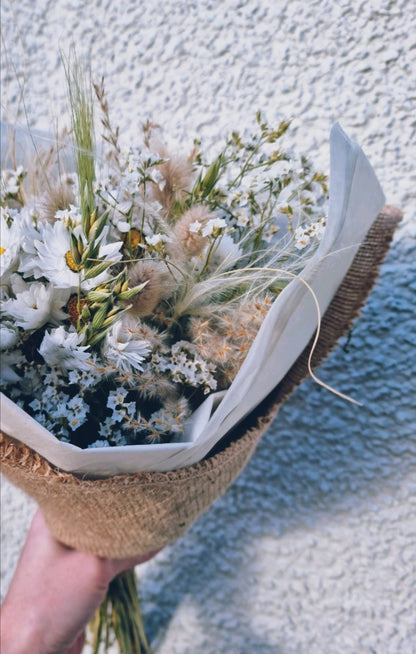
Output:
0,207,401,558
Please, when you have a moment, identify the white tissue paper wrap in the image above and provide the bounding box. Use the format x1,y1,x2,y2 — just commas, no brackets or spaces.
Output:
0,124,385,476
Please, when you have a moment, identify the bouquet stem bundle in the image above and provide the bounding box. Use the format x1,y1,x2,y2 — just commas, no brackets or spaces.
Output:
89,570,150,654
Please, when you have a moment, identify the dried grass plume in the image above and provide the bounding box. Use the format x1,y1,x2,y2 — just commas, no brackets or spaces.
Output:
149,138,195,217
172,205,213,256
127,260,172,317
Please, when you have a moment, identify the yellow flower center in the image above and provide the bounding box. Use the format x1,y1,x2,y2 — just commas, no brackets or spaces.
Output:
122,228,143,250
0,246,5,255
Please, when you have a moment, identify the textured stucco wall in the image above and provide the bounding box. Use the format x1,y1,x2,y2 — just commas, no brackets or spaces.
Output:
1,1,415,652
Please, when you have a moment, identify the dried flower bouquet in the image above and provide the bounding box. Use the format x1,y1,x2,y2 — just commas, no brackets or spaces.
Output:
0,61,394,653
1,69,329,455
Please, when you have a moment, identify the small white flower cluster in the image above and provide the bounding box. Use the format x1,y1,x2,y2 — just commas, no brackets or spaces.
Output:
1,166,25,201
190,217,228,238
54,204,83,228
107,387,136,419
68,366,102,388
294,217,327,250
92,388,136,446
147,406,184,437
99,147,165,209
153,341,217,395
29,386,89,438
126,147,165,177
91,391,189,447
145,233,166,249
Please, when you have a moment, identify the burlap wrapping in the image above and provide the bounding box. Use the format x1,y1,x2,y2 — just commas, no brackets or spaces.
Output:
0,207,401,558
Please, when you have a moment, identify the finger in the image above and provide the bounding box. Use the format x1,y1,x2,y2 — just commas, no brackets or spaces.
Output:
111,548,162,576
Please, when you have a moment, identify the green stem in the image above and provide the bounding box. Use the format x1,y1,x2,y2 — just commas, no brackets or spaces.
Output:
197,236,220,280
141,179,146,236
87,569,151,654
227,135,268,190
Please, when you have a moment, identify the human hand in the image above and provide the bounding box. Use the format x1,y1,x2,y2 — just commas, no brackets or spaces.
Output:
1,510,159,654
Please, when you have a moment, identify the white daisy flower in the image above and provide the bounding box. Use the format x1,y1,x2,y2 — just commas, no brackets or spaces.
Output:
1,282,69,330
19,220,123,289
117,201,134,217
39,326,91,371
96,225,124,264
8,272,28,296
103,319,151,373
16,206,41,257
0,207,21,280
116,220,131,233
19,220,80,288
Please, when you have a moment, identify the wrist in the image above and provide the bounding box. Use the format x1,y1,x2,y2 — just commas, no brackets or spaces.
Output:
1,598,45,654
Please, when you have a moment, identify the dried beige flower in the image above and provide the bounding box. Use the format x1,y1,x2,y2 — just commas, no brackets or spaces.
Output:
126,318,167,351
127,260,171,317
150,139,195,217
133,368,178,402
172,205,212,256
36,179,75,223
188,294,275,389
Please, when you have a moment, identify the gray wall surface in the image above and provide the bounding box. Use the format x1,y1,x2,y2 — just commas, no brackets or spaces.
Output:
1,1,415,652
